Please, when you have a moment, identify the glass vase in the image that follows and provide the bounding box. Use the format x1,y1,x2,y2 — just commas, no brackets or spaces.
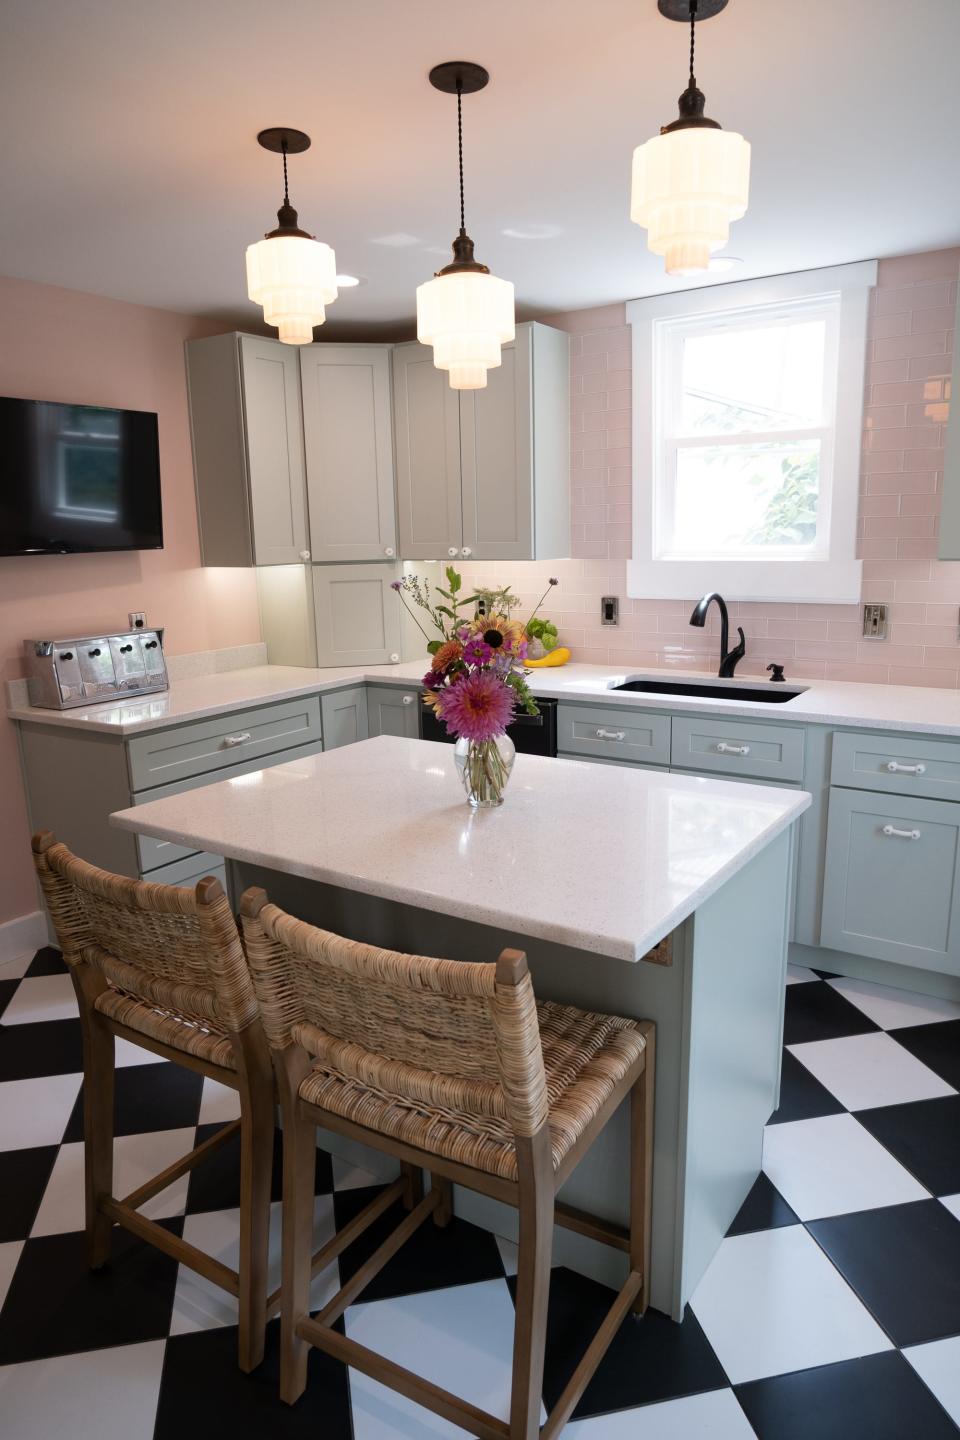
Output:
454,733,516,808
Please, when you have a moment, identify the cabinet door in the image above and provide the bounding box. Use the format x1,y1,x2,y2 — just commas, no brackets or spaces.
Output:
238,336,309,565
821,787,960,976
367,685,421,739
300,345,398,562
460,332,533,561
393,343,463,560
311,563,403,666
320,686,369,749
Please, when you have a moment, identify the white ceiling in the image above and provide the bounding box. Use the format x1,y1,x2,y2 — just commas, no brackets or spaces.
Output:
2,0,958,338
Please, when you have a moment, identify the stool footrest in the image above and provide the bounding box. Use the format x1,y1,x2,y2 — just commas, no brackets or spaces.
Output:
101,1197,240,1296
541,1269,643,1440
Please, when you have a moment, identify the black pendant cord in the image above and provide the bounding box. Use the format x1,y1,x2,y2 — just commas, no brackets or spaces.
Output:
281,141,290,207
457,79,465,235
688,0,698,85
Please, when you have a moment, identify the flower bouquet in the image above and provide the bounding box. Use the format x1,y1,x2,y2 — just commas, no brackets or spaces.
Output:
393,568,558,808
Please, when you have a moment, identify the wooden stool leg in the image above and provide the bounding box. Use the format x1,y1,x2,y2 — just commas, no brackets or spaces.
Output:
401,1161,424,1211
432,1175,453,1228
82,1013,115,1270
237,1035,275,1372
630,1026,656,1315
280,1101,317,1405
509,1130,554,1440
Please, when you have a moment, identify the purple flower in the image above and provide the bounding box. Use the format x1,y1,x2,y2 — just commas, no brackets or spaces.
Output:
437,672,515,742
549,577,559,586
462,636,492,666
422,669,443,691
390,580,403,591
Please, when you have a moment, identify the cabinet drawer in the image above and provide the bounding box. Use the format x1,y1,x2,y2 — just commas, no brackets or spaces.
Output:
133,737,324,872
146,851,228,894
127,697,323,791
556,705,670,765
671,716,804,783
821,787,960,976
831,731,960,802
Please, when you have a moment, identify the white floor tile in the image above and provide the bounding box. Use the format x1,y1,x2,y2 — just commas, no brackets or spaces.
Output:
0,953,35,980
827,976,960,1031
690,1225,892,1385
762,1113,928,1219
495,1235,518,1277
0,1339,165,1440
566,1388,755,1438
2,972,78,1025
904,1335,960,1425
197,1076,241,1126
332,1154,399,1191
0,1240,24,1310
346,1278,538,1438
787,1032,956,1111
785,964,819,985
170,1196,338,1334
940,1194,960,1223
31,1127,195,1236
0,1073,82,1151
115,1037,167,1068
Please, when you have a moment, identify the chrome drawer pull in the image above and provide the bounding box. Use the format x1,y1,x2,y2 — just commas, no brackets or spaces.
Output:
596,728,626,741
715,741,751,756
882,824,921,840
223,732,252,747
885,761,926,776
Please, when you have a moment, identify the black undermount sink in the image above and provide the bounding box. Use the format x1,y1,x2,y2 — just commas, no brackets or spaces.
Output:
611,678,805,704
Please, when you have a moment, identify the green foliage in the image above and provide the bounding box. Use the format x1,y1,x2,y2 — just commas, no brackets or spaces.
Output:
747,451,819,546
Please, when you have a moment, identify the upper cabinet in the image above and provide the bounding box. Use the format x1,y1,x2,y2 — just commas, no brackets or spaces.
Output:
186,333,310,567
393,321,570,562
300,345,398,563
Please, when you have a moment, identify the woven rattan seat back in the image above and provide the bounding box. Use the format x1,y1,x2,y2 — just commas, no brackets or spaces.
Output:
240,893,550,1140
32,832,258,1043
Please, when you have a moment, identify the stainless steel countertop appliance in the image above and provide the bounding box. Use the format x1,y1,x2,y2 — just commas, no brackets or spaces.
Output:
24,627,167,709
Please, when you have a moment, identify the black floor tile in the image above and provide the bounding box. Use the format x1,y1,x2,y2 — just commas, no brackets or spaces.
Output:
0,978,19,1019
767,1049,847,1124
0,1221,182,1364
0,1016,83,1080
809,1200,960,1348
184,1125,333,1214
24,946,68,977
332,1183,505,1303
63,1061,205,1142
893,1019,960,1092
783,980,880,1046
736,1351,960,1440
0,1146,59,1242
726,1173,799,1237
154,1317,352,1439
856,1095,960,1196
517,1267,728,1420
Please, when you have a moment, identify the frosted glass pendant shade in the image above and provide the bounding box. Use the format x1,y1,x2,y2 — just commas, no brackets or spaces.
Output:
245,234,338,345
631,126,750,276
417,270,515,389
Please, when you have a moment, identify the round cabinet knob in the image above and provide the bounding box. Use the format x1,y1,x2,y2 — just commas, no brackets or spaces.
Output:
402,694,414,705
461,547,472,558
299,550,311,561
384,546,395,558
389,652,400,663
447,547,458,558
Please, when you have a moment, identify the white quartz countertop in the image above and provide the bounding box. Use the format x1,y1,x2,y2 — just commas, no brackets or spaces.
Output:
110,735,810,962
9,657,960,737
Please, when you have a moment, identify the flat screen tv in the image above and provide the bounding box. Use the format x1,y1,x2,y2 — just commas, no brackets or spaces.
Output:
0,396,163,556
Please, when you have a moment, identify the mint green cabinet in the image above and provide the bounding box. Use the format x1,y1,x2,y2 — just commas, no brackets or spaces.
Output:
367,686,421,739
821,786,960,976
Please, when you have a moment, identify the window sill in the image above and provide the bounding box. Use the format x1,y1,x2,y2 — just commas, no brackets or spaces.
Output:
626,557,863,605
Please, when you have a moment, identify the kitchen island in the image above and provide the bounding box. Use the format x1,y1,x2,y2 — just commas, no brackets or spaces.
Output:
111,734,810,1318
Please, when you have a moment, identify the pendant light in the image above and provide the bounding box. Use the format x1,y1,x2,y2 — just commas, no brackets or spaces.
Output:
245,128,338,344
631,0,750,277
417,62,514,390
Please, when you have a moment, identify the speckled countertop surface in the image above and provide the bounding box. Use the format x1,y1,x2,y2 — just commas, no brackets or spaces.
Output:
110,735,810,961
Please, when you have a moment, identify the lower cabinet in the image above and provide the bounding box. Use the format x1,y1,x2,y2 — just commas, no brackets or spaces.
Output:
821,786,960,976
367,685,421,739
320,687,369,749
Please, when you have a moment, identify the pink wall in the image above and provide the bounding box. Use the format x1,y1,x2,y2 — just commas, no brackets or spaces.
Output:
462,249,960,687
0,277,260,927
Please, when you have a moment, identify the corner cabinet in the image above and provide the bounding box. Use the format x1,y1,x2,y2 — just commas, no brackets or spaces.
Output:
393,322,570,562
186,333,310,567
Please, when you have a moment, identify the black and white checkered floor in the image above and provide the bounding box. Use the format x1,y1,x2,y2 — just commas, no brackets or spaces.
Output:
1,947,959,1438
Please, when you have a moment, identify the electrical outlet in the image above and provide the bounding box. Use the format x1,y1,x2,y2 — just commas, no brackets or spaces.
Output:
862,603,887,640
601,596,619,626
128,611,146,630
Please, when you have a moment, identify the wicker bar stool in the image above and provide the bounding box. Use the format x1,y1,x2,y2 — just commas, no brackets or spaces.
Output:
240,887,655,1440
31,831,276,1372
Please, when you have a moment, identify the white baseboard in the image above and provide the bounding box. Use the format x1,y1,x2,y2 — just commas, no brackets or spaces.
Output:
0,909,48,972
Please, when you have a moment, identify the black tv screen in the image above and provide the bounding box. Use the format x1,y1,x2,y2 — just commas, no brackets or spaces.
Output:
0,397,163,556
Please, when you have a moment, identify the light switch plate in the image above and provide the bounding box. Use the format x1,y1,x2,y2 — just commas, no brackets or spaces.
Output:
862,602,887,640
601,596,619,626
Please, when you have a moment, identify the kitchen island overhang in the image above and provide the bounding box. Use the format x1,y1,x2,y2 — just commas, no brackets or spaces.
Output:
111,736,810,1317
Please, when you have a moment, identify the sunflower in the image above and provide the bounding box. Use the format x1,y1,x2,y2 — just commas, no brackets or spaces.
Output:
470,614,526,653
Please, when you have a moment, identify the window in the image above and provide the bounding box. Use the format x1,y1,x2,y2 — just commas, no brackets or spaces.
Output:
627,262,876,603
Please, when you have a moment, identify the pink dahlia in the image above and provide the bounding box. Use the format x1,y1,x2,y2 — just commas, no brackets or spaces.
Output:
437,671,515,742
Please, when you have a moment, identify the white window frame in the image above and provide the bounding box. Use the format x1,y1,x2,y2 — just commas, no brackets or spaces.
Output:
627,261,876,604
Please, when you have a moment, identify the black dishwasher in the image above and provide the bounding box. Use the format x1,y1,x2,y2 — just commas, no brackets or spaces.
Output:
419,695,558,757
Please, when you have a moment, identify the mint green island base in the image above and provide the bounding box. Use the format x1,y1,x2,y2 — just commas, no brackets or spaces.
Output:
227,828,793,1321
